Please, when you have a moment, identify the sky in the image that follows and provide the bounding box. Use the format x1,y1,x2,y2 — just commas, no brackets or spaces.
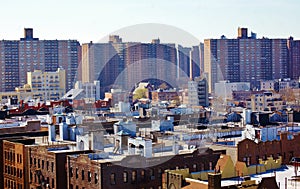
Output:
0,0,299,46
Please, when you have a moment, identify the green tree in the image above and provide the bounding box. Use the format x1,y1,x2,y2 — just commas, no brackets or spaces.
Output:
133,88,148,100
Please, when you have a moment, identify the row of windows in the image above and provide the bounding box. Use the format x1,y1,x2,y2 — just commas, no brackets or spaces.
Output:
4,178,23,189
4,150,22,163
69,168,99,184
30,172,55,188
30,157,54,172
109,169,164,185
4,165,23,178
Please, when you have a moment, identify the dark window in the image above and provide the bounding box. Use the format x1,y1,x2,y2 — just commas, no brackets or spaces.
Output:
70,168,73,177
88,171,91,182
76,168,78,179
82,170,85,180
150,169,154,180
158,169,162,178
51,162,54,172
95,173,98,184
110,173,116,185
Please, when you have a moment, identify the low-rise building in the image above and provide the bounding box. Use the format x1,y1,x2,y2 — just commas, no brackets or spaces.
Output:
188,77,209,107
3,138,35,189
151,90,179,103
215,81,250,101
238,132,300,165
28,145,93,189
66,148,224,189
246,91,285,111
27,68,66,101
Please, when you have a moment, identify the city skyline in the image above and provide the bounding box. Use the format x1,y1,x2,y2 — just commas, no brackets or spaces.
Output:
0,0,299,46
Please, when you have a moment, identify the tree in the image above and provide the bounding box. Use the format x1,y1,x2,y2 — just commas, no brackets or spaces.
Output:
280,88,295,103
133,88,148,100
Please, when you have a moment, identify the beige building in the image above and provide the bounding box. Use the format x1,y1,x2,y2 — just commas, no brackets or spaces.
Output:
246,91,285,111
27,68,66,101
0,68,66,103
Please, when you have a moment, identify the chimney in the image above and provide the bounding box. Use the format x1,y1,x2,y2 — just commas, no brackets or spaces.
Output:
208,173,221,189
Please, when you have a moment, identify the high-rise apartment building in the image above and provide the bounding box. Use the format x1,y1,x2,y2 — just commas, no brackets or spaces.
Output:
189,43,204,80
204,28,289,93
81,37,178,97
288,37,300,80
0,28,81,92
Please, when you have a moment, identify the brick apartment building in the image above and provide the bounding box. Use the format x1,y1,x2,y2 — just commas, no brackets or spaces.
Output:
0,131,47,189
28,145,93,189
238,132,300,165
67,148,225,189
151,91,179,103
3,138,35,189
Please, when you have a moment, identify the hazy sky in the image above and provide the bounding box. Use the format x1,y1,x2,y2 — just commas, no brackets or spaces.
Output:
0,0,299,45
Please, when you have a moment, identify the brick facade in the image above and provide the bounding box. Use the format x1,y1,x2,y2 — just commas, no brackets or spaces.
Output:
67,148,225,189
238,132,300,165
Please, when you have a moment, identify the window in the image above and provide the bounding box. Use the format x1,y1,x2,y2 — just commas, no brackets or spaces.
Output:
95,173,98,184
123,172,128,183
132,171,137,182
82,170,85,180
42,160,44,169
110,173,116,185
51,162,54,172
76,168,78,179
88,171,91,182
150,169,154,180
70,168,73,177
52,179,54,188
193,164,197,171
141,170,145,180
209,162,212,170
158,169,162,178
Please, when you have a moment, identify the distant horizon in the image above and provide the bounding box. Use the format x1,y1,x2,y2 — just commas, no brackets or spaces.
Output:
0,0,299,46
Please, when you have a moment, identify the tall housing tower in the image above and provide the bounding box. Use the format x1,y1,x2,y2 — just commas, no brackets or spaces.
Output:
81,37,178,97
0,28,80,92
204,28,289,93
288,37,300,80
